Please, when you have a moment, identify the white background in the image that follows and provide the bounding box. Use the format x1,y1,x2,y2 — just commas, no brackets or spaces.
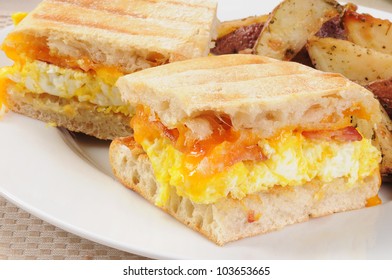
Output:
0,0,392,13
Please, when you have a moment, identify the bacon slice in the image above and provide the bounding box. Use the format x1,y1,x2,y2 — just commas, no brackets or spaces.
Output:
233,144,266,164
220,144,266,169
205,143,266,175
154,121,179,143
247,210,256,223
302,126,362,142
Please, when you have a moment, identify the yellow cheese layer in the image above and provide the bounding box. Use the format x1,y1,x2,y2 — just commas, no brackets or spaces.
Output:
11,12,28,26
0,60,132,115
140,131,381,206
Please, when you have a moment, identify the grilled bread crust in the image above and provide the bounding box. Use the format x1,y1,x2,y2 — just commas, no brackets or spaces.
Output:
109,137,381,245
6,92,132,140
116,54,381,138
2,0,218,138
4,0,218,73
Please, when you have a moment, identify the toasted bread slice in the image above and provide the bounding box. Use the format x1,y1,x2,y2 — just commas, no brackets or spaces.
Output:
3,0,218,73
6,91,131,140
117,54,381,138
1,0,218,139
110,137,381,245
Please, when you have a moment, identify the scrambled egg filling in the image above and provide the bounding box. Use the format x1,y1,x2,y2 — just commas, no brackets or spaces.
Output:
0,60,133,115
139,131,381,206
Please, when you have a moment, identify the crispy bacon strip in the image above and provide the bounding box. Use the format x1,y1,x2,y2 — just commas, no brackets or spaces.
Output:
302,126,362,142
154,121,179,143
247,210,256,223
231,144,266,164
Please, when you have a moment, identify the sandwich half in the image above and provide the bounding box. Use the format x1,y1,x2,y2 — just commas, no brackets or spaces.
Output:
0,0,217,139
110,54,382,245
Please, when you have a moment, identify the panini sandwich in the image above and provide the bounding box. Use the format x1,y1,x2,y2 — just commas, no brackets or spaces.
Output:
110,54,382,245
0,0,218,139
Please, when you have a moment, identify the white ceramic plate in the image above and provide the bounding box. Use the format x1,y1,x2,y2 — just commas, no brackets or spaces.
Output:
1,0,392,259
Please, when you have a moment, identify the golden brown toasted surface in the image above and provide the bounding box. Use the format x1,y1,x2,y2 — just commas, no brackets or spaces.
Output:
4,0,217,68
7,92,132,140
117,54,381,137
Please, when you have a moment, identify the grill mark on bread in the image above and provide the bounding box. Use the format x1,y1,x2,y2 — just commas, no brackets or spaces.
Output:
134,63,342,90
168,74,346,102
127,0,215,10
50,0,212,25
9,0,217,70
116,53,375,135
52,0,148,19
33,13,189,39
53,0,216,9
121,56,278,81
161,72,317,90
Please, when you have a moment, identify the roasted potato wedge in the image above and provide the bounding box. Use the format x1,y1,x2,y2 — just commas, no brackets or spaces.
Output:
343,10,392,55
368,96,392,177
315,3,357,39
212,15,268,55
354,106,392,176
217,15,268,38
375,107,392,176
316,15,347,40
254,0,341,60
307,37,392,84
212,23,263,55
366,78,392,118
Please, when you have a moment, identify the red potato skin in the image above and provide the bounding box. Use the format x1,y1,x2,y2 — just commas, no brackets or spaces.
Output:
211,23,263,55
366,78,392,118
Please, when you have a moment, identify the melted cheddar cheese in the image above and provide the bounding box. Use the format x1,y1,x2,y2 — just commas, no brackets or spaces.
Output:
3,33,107,72
0,30,134,116
366,194,382,207
11,12,28,26
0,68,11,113
0,60,132,115
132,107,381,205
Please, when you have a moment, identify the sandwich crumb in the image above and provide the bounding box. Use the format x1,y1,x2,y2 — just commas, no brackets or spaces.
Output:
247,210,261,223
46,122,58,128
0,105,8,120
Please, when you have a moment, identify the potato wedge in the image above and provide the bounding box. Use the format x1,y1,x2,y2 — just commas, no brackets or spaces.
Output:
307,37,392,84
314,4,357,39
375,107,392,176
254,0,341,60
217,15,268,38
212,23,263,55
343,10,392,55
316,16,347,40
354,106,392,176
366,78,392,118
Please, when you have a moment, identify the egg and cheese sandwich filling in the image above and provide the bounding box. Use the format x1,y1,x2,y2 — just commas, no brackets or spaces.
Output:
0,28,133,117
0,0,218,139
111,54,383,244
131,106,381,206
0,33,136,139
0,59,131,115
